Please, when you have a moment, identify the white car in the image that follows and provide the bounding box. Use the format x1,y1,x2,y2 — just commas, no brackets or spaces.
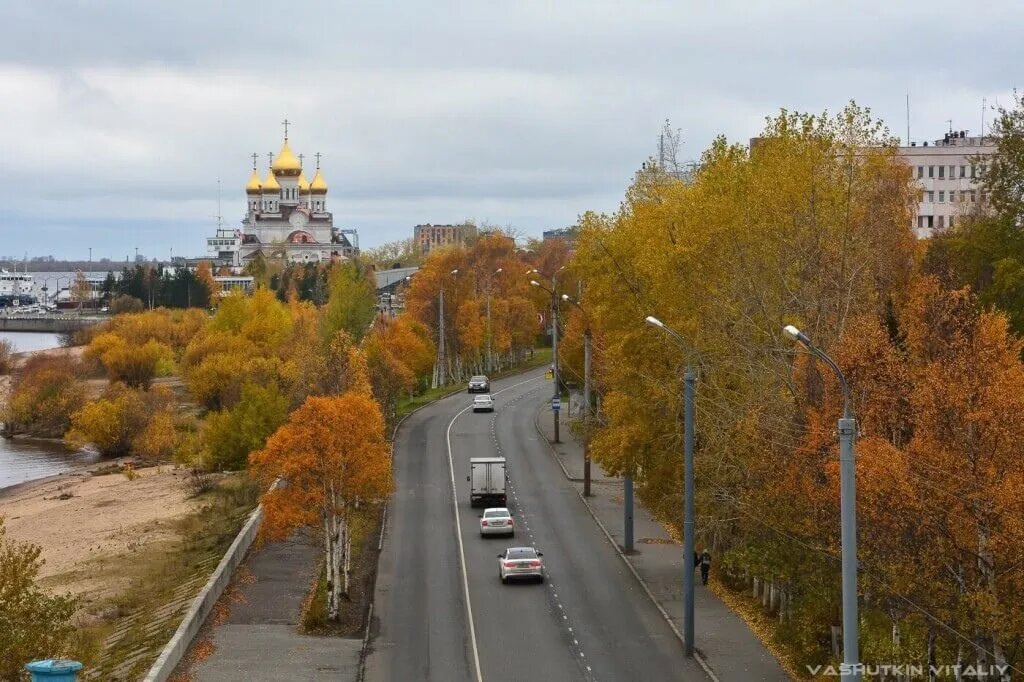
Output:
479,507,514,537
472,395,494,412
498,546,545,584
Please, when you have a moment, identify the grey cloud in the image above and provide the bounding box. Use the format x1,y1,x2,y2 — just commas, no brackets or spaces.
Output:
2,0,1023,259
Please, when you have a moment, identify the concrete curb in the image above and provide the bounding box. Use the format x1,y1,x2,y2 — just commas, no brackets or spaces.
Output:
142,480,278,682
531,407,720,682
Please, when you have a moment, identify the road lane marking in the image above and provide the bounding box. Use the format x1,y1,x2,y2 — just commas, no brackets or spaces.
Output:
446,374,541,682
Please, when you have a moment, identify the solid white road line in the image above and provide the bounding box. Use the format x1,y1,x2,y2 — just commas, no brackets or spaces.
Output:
445,375,541,682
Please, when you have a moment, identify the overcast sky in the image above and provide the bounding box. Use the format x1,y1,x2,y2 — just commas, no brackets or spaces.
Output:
1,0,1021,262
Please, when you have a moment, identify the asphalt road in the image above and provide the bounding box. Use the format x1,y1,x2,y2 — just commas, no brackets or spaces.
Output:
366,368,705,682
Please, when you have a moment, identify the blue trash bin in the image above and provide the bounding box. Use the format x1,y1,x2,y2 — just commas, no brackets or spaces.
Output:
25,659,83,682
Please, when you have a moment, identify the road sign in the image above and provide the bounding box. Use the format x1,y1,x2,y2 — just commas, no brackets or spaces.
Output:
545,369,554,381
552,397,561,412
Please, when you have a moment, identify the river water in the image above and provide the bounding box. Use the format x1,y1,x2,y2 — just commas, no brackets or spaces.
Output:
1,331,99,491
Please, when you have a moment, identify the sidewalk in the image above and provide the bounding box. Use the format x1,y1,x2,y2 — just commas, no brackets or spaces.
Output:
178,531,361,681
537,406,791,682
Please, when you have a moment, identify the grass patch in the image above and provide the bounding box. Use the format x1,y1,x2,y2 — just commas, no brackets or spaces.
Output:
302,503,383,637
79,474,259,680
395,348,554,420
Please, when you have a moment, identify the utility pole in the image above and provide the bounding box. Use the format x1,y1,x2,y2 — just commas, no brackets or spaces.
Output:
435,288,445,388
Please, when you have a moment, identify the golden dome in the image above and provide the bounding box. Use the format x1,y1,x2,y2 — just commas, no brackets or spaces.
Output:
245,169,262,194
262,169,280,192
298,172,311,194
309,168,328,194
271,140,302,176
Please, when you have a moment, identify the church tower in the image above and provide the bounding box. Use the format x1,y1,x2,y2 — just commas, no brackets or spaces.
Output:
309,152,328,214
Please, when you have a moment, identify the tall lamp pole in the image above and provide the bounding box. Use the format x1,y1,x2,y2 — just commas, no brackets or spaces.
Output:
561,294,593,497
530,265,566,443
783,325,859,681
487,268,503,374
645,315,696,658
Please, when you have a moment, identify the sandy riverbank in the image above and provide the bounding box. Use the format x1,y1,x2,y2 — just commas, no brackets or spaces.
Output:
0,464,202,602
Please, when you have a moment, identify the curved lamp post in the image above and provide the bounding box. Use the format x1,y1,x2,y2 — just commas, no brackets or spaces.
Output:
561,294,593,496
783,324,858,681
645,315,697,658
529,265,566,442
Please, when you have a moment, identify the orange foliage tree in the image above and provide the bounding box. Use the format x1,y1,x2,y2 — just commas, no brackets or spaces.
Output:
250,388,392,620
403,233,542,385
798,277,1024,670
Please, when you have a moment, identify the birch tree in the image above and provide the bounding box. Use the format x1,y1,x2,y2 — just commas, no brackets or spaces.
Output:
250,388,391,619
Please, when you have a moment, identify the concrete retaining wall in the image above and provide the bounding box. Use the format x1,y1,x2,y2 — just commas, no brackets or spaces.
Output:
142,498,266,682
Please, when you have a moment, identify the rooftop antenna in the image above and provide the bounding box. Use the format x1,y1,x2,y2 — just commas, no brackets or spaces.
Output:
905,93,910,145
216,177,223,231
981,97,987,142
946,119,953,135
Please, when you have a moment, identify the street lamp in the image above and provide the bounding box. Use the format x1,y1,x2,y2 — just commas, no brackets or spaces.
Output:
645,314,697,659
562,294,593,497
783,324,858,680
486,268,503,373
433,269,459,388
529,266,566,442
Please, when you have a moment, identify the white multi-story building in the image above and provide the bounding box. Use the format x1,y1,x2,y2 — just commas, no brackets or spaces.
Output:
899,131,997,238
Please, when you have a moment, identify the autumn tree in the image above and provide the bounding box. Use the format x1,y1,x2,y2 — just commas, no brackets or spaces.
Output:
321,261,378,344
250,389,391,620
0,518,79,679
199,381,289,471
571,103,919,668
195,260,218,307
0,339,13,375
2,355,86,438
65,384,173,457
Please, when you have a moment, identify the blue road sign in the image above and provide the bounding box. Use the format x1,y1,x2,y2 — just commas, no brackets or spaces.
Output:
552,397,561,412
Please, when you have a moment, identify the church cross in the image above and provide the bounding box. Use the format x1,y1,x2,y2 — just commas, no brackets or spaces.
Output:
298,153,305,166
315,152,322,168
251,152,258,170
281,118,291,140
267,152,274,166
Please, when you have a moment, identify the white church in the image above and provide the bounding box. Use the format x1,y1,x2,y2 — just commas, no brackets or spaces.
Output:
207,122,358,266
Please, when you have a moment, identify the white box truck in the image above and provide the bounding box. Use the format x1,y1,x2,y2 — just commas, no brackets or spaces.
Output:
469,457,507,508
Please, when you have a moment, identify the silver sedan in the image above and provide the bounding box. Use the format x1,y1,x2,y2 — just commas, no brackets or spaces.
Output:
479,508,515,537
498,546,545,584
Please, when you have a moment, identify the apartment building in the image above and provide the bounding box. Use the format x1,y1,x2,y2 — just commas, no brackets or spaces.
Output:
414,223,478,253
899,131,997,237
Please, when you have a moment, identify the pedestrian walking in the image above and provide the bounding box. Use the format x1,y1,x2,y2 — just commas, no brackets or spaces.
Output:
699,549,711,585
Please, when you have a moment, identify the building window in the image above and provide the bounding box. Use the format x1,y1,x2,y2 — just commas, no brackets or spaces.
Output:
917,215,925,229
927,216,934,229
970,190,977,202
937,215,945,229
927,191,934,203
971,165,976,179
939,166,945,179
960,165,967,178
917,166,924,179
949,215,955,228
950,165,956,178
929,166,934,178
938,191,945,203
